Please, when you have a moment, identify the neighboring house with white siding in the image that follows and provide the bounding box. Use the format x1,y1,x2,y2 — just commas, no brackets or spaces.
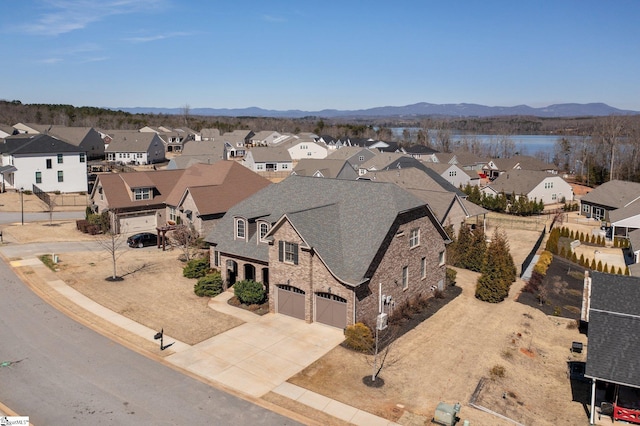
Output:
482,170,573,205
424,162,479,188
105,131,165,165
277,136,328,160
249,131,283,146
0,133,88,193
242,147,292,173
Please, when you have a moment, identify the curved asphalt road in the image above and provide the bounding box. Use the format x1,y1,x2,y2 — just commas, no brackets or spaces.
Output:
0,257,300,425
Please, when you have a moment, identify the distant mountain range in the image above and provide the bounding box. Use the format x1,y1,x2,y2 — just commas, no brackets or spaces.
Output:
114,102,639,119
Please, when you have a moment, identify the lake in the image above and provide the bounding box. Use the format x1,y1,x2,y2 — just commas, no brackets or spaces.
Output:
390,128,577,158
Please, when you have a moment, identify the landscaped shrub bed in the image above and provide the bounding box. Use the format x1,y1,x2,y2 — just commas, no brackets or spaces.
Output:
233,279,266,305
517,256,585,319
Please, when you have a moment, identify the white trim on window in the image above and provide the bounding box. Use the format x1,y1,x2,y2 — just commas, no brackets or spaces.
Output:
409,228,420,248
134,188,151,200
402,266,409,290
259,222,269,242
235,218,246,240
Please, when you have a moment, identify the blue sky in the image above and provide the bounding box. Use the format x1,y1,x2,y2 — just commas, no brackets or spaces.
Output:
1,1,639,111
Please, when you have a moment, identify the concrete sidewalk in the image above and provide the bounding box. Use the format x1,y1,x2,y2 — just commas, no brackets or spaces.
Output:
6,255,399,426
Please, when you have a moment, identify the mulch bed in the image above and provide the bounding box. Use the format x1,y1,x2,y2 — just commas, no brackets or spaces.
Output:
517,256,585,319
343,285,462,352
227,295,270,315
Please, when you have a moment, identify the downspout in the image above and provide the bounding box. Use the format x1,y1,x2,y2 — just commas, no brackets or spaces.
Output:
581,271,591,323
590,378,596,425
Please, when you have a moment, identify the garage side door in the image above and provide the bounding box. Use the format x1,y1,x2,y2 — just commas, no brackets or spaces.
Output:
315,293,347,329
277,285,305,320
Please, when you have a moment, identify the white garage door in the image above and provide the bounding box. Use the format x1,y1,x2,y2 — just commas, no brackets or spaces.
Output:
119,213,156,234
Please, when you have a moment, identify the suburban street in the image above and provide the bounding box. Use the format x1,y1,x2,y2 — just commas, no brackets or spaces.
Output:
0,257,300,425
0,211,84,225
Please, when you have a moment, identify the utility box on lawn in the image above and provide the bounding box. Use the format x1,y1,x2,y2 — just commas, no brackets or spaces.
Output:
433,402,460,426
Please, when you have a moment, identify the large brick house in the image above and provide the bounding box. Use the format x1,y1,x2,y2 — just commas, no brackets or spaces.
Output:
205,175,450,329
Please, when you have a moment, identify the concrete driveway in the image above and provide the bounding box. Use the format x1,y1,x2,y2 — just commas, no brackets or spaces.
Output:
167,292,345,398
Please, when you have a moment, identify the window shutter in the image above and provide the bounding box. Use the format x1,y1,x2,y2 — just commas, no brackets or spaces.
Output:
278,240,284,262
293,243,299,265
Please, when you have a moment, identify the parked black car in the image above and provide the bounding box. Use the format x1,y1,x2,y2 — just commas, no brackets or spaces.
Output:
127,232,157,248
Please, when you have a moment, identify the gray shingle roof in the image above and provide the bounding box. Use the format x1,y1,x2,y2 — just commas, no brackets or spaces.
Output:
487,170,561,195
206,175,447,286
491,155,556,172
293,158,354,179
181,139,226,157
0,134,83,154
585,272,640,387
105,131,161,152
246,146,291,162
581,180,640,210
365,167,464,196
609,198,640,223
326,147,372,161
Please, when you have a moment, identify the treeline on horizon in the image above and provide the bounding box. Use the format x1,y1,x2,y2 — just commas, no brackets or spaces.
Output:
2,100,640,185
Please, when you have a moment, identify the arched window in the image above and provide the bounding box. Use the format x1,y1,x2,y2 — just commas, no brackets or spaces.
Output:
259,222,269,242
235,218,246,239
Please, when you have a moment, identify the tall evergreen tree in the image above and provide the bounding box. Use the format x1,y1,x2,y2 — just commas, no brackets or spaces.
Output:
467,226,487,272
475,229,516,303
454,225,472,268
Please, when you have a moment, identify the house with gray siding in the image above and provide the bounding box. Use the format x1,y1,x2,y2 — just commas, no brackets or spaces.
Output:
580,180,640,222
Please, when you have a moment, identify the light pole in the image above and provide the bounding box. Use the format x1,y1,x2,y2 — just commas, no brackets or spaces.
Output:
20,187,24,225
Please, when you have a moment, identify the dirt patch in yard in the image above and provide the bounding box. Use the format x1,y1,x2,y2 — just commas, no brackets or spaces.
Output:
1,220,96,243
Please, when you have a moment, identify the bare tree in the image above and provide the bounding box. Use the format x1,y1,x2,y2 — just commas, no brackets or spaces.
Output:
432,120,452,152
181,103,191,126
43,192,56,225
169,224,202,262
594,115,624,181
95,214,128,281
365,323,401,382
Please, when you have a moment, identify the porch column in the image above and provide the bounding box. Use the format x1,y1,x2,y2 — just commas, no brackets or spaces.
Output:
590,378,596,425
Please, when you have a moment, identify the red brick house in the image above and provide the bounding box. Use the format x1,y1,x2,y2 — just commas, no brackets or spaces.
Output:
205,175,450,329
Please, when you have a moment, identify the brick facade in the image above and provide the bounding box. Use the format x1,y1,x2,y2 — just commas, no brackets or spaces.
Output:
215,252,268,287
267,207,446,327
358,208,446,327
267,220,354,323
